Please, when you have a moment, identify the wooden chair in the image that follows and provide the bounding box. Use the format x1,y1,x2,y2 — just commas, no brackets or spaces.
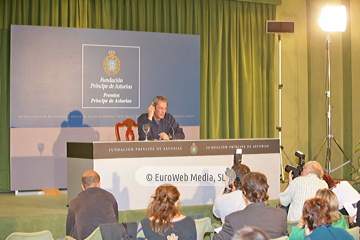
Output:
115,119,138,141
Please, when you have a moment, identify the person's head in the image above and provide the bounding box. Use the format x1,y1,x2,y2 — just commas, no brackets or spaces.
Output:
315,188,340,222
322,173,340,189
241,172,269,203
148,184,180,235
152,95,168,120
232,226,270,240
302,197,332,231
301,161,323,179
81,170,100,190
232,163,250,190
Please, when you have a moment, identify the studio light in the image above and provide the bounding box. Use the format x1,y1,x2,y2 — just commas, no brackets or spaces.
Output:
318,5,347,32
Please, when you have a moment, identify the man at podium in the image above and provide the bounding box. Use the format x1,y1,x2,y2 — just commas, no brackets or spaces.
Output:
137,95,185,140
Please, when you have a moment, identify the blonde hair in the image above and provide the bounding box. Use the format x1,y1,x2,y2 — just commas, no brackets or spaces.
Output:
315,188,340,222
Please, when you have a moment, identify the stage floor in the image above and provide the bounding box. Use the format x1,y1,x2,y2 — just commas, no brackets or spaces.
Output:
0,193,68,239
0,193,68,217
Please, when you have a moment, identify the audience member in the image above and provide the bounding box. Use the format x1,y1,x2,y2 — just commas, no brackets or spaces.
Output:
289,188,348,240
213,172,287,240
136,184,196,240
66,170,118,240
213,163,251,223
323,173,360,214
231,226,270,240
349,201,360,228
279,161,328,221
300,197,352,240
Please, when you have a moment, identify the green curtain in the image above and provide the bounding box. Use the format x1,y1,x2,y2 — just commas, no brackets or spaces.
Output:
0,0,276,191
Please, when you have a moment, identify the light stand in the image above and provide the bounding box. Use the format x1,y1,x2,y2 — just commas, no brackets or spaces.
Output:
312,6,355,174
277,34,295,182
266,21,296,182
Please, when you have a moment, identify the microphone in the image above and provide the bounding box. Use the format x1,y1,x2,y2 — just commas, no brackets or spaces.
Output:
163,118,176,140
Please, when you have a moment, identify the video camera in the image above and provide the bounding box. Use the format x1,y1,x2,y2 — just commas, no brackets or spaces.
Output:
284,151,305,179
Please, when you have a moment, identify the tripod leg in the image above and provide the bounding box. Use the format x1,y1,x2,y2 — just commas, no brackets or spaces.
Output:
280,151,285,183
282,148,294,165
326,144,331,173
312,137,327,162
331,137,356,170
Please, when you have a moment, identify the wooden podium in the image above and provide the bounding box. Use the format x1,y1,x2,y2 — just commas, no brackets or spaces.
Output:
67,138,280,210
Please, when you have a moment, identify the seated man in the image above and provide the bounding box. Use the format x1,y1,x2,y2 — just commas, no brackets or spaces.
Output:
213,172,287,240
279,161,328,221
213,163,250,223
137,95,185,140
66,170,118,239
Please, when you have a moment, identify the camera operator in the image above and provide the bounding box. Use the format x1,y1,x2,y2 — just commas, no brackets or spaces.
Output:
213,163,250,223
279,161,328,221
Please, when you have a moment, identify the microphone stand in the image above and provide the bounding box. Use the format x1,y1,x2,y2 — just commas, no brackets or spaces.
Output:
163,118,176,140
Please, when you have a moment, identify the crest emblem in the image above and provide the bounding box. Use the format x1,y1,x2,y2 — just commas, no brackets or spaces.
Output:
190,143,198,154
103,50,121,75
167,233,178,240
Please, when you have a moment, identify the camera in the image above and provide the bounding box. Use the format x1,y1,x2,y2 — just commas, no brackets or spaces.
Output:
284,151,305,179
233,149,242,164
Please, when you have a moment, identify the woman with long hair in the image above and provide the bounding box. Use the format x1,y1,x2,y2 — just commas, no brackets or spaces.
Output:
289,188,348,240
136,184,196,240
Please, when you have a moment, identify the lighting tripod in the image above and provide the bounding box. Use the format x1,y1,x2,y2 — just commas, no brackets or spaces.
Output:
277,34,295,182
312,33,354,173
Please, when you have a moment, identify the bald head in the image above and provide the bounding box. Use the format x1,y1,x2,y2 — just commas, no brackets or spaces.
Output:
81,170,100,189
303,161,323,179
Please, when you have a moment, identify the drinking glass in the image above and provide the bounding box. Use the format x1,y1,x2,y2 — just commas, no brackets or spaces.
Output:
142,124,150,141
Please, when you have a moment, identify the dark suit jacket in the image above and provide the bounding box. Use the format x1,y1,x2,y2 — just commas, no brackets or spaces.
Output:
137,113,185,140
213,202,287,240
66,187,118,240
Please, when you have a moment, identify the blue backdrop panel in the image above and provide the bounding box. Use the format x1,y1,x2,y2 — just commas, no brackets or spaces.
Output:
10,25,200,128
10,25,200,190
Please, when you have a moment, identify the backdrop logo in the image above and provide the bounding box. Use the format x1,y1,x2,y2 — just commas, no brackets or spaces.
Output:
103,50,121,75
190,143,198,154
